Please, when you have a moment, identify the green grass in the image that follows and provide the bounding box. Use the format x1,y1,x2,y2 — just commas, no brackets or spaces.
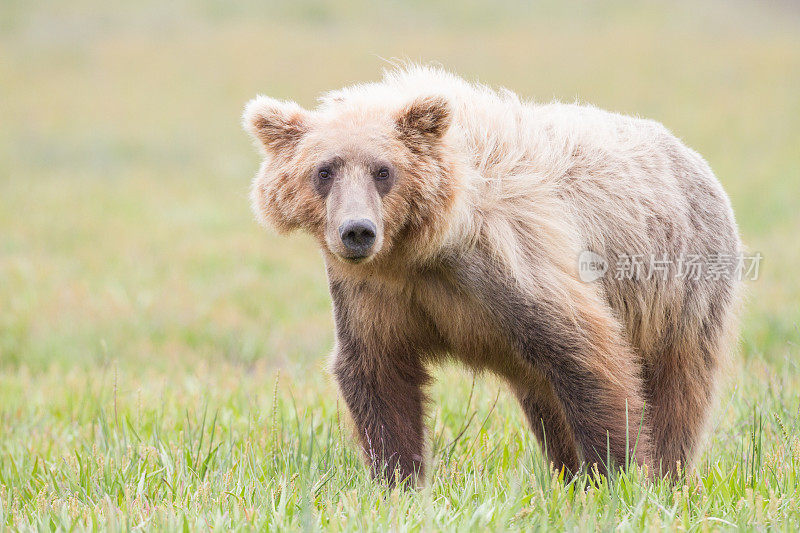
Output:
1,0,799,530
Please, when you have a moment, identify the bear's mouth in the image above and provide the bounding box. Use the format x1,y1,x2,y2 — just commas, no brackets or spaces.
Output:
341,254,370,264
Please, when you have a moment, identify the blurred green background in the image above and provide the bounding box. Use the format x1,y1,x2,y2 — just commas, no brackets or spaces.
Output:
0,1,799,528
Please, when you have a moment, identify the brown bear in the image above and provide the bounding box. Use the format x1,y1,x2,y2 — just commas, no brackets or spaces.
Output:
242,65,742,483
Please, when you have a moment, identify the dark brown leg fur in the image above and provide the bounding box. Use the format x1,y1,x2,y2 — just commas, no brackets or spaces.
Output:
644,288,733,474
332,347,428,484
450,251,652,476
511,375,580,474
527,330,650,477
330,279,429,485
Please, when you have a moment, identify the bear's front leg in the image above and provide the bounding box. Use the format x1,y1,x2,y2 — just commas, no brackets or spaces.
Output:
453,252,653,477
332,340,429,485
328,278,429,486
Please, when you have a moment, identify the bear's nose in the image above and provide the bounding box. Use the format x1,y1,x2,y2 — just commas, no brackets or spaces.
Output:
339,219,376,256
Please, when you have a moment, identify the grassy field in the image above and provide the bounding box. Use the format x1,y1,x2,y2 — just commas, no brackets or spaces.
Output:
1,0,799,530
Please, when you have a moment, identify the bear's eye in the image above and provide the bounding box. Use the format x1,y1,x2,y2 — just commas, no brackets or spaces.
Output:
376,167,390,180
318,168,331,180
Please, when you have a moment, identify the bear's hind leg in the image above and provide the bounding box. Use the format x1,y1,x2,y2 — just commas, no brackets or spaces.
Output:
644,291,736,475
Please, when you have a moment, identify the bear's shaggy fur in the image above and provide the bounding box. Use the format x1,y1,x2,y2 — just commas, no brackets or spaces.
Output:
243,65,742,483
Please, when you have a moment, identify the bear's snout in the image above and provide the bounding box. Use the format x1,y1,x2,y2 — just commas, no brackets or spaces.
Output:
338,219,377,258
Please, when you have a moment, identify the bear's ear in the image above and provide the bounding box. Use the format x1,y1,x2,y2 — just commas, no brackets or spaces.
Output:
242,96,309,156
395,95,451,147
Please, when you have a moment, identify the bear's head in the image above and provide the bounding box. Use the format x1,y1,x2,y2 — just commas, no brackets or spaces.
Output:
243,93,458,266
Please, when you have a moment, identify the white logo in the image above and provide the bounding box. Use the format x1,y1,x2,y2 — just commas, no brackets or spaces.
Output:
578,250,608,283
